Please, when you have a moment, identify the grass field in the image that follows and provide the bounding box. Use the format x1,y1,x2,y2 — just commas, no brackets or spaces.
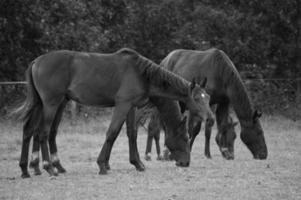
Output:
0,112,300,200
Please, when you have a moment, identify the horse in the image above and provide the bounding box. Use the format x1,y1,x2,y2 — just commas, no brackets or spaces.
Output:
15,48,214,178
144,108,165,161
153,48,267,159
145,106,237,160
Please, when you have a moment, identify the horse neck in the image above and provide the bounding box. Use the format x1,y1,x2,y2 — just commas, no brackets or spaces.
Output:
226,77,254,127
217,50,254,127
138,57,190,102
150,97,183,132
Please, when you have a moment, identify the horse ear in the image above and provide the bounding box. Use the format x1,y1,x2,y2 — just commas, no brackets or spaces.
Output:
200,77,207,88
190,78,197,91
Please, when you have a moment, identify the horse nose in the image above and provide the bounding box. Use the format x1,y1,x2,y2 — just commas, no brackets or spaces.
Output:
175,161,190,167
255,152,267,160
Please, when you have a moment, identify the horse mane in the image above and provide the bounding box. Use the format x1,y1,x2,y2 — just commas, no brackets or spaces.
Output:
136,54,190,95
214,50,254,120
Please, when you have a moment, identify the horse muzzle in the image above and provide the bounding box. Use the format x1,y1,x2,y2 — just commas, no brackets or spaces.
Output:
175,161,190,167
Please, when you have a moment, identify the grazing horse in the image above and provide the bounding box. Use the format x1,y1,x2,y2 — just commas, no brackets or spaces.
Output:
16,48,214,178
155,48,267,159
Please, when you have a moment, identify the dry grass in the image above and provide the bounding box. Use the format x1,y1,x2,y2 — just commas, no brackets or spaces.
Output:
0,113,300,200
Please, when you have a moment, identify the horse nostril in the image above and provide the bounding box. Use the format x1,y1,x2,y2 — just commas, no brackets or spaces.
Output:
176,161,190,167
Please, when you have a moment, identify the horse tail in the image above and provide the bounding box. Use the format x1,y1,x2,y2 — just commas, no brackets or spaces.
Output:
13,61,43,130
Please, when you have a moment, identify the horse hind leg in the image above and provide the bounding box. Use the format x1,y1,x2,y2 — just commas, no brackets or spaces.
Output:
19,117,35,178
19,105,42,178
29,134,42,175
49,100,68,173
40,102,62,177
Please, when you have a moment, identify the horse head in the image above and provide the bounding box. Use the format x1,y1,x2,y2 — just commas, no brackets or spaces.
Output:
188,77,215,126
215,117,238,160
240,110,267,159
164,116,190,167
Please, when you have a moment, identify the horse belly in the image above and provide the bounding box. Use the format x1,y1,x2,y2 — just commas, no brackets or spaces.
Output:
67,83,117,107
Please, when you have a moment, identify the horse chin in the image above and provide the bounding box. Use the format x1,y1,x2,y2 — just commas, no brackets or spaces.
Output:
253,151,268,160
175,160,190,167
170,152,190,167
221,151,234,160
220,147,234,160
247,140,268,160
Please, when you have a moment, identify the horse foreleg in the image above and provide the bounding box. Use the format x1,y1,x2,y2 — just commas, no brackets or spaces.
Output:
188,115,202,151
126,107,145,171
154,130,163,160
145,133,153,161
204,121,213,159
97,103,132,175
145,114,160,161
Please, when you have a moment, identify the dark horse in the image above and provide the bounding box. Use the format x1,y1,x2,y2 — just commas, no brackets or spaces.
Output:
147,48,267,160
16,48,214,178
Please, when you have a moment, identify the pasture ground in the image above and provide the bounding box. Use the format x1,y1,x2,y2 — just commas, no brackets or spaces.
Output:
0,113,300,200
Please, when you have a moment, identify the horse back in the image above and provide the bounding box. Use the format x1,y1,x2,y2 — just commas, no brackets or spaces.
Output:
161,49,227,97
32,49,147,106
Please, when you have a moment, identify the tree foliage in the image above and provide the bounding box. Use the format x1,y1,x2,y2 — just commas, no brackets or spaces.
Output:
0,0,300,114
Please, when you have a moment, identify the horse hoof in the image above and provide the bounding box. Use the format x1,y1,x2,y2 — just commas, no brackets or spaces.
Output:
105,163,110,170
145,154,151,161
135,162,145,172
156,155,164,161
205,154,212,159
222,151,234,160
47,170,58,177
33,168,42,176
53,161,67,173
98,163,108,175
163,150,171,161
29,159,39,169
43,163,58,176
21,173,30,179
